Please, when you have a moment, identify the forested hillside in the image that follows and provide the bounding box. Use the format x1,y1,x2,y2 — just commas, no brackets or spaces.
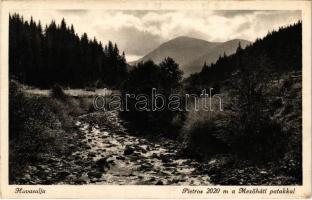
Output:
178,21,302,184
9,14,128,88
185,21,302,92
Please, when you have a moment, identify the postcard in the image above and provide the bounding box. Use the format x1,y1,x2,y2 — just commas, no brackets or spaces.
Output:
0,0,311,198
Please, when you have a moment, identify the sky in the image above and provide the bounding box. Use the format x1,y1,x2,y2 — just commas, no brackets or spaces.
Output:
12,10,301,62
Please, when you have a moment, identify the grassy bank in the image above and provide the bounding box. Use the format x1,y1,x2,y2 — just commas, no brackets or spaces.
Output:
9,81,94,183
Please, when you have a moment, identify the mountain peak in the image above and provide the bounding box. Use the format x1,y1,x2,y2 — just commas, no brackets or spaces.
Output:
168,36,216,44
173,36,193,40
172,36,202,41
131,37,251,77
225,38,251,44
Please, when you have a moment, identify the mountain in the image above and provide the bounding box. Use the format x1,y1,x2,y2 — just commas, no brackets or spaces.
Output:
131,36,251,76
130,36,220,68
184,39,250,76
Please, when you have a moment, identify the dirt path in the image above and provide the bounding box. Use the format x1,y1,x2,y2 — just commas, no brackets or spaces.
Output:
19,111,211,185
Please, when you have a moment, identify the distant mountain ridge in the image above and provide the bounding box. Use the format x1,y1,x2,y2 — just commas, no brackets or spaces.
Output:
130,36,251,77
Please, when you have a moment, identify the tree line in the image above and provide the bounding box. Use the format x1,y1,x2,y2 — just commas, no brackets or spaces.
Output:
9,13,128,88
185,21,302,93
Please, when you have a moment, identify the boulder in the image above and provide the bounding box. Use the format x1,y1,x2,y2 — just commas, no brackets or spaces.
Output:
95,158,108,167
140,163,153,171
124,146,134,155
156,180,164,185
56,171,70,179
116,156,126,160
87,171,102,179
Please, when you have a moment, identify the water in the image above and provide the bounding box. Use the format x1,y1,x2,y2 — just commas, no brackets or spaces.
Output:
74,118,211,185
19,111,211,185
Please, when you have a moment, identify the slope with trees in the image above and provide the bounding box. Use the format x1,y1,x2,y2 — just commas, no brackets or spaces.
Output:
184,21,302,92
181,21,302,184
9,14,128,89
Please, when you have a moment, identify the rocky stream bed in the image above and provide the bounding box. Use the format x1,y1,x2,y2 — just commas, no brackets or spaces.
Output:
17,111,211,185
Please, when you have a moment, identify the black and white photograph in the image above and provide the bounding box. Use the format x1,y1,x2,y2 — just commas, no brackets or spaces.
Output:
1,0,311,198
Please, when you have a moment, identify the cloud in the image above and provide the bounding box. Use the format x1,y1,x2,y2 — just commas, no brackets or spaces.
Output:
94,25,163,55
213,10,255,17
57,10,88,15
11,9,301,58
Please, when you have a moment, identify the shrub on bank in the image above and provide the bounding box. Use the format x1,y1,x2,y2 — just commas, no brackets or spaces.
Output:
9,80,93,183
51,83,67,100
181,98,229,159
182,99,288,162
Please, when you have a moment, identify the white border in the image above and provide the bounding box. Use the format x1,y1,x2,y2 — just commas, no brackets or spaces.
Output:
0,0,311,198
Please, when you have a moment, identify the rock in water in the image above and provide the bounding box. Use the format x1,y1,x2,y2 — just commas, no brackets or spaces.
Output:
140,163,153,171
87,171,102,179
149,177,156,182
156,180,164,185
160,155,171,163
88,152,96,158
116,156,126,160
124,146,134,155
57,171,70,179
96,158,108,167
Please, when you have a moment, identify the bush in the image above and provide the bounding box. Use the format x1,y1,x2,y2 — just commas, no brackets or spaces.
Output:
181,98,229,158
85,86,96,92
50,83,67,100
227,114,286,161
181,98,287,161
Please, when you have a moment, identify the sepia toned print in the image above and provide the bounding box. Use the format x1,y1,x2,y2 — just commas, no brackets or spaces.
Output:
0,0,311,199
